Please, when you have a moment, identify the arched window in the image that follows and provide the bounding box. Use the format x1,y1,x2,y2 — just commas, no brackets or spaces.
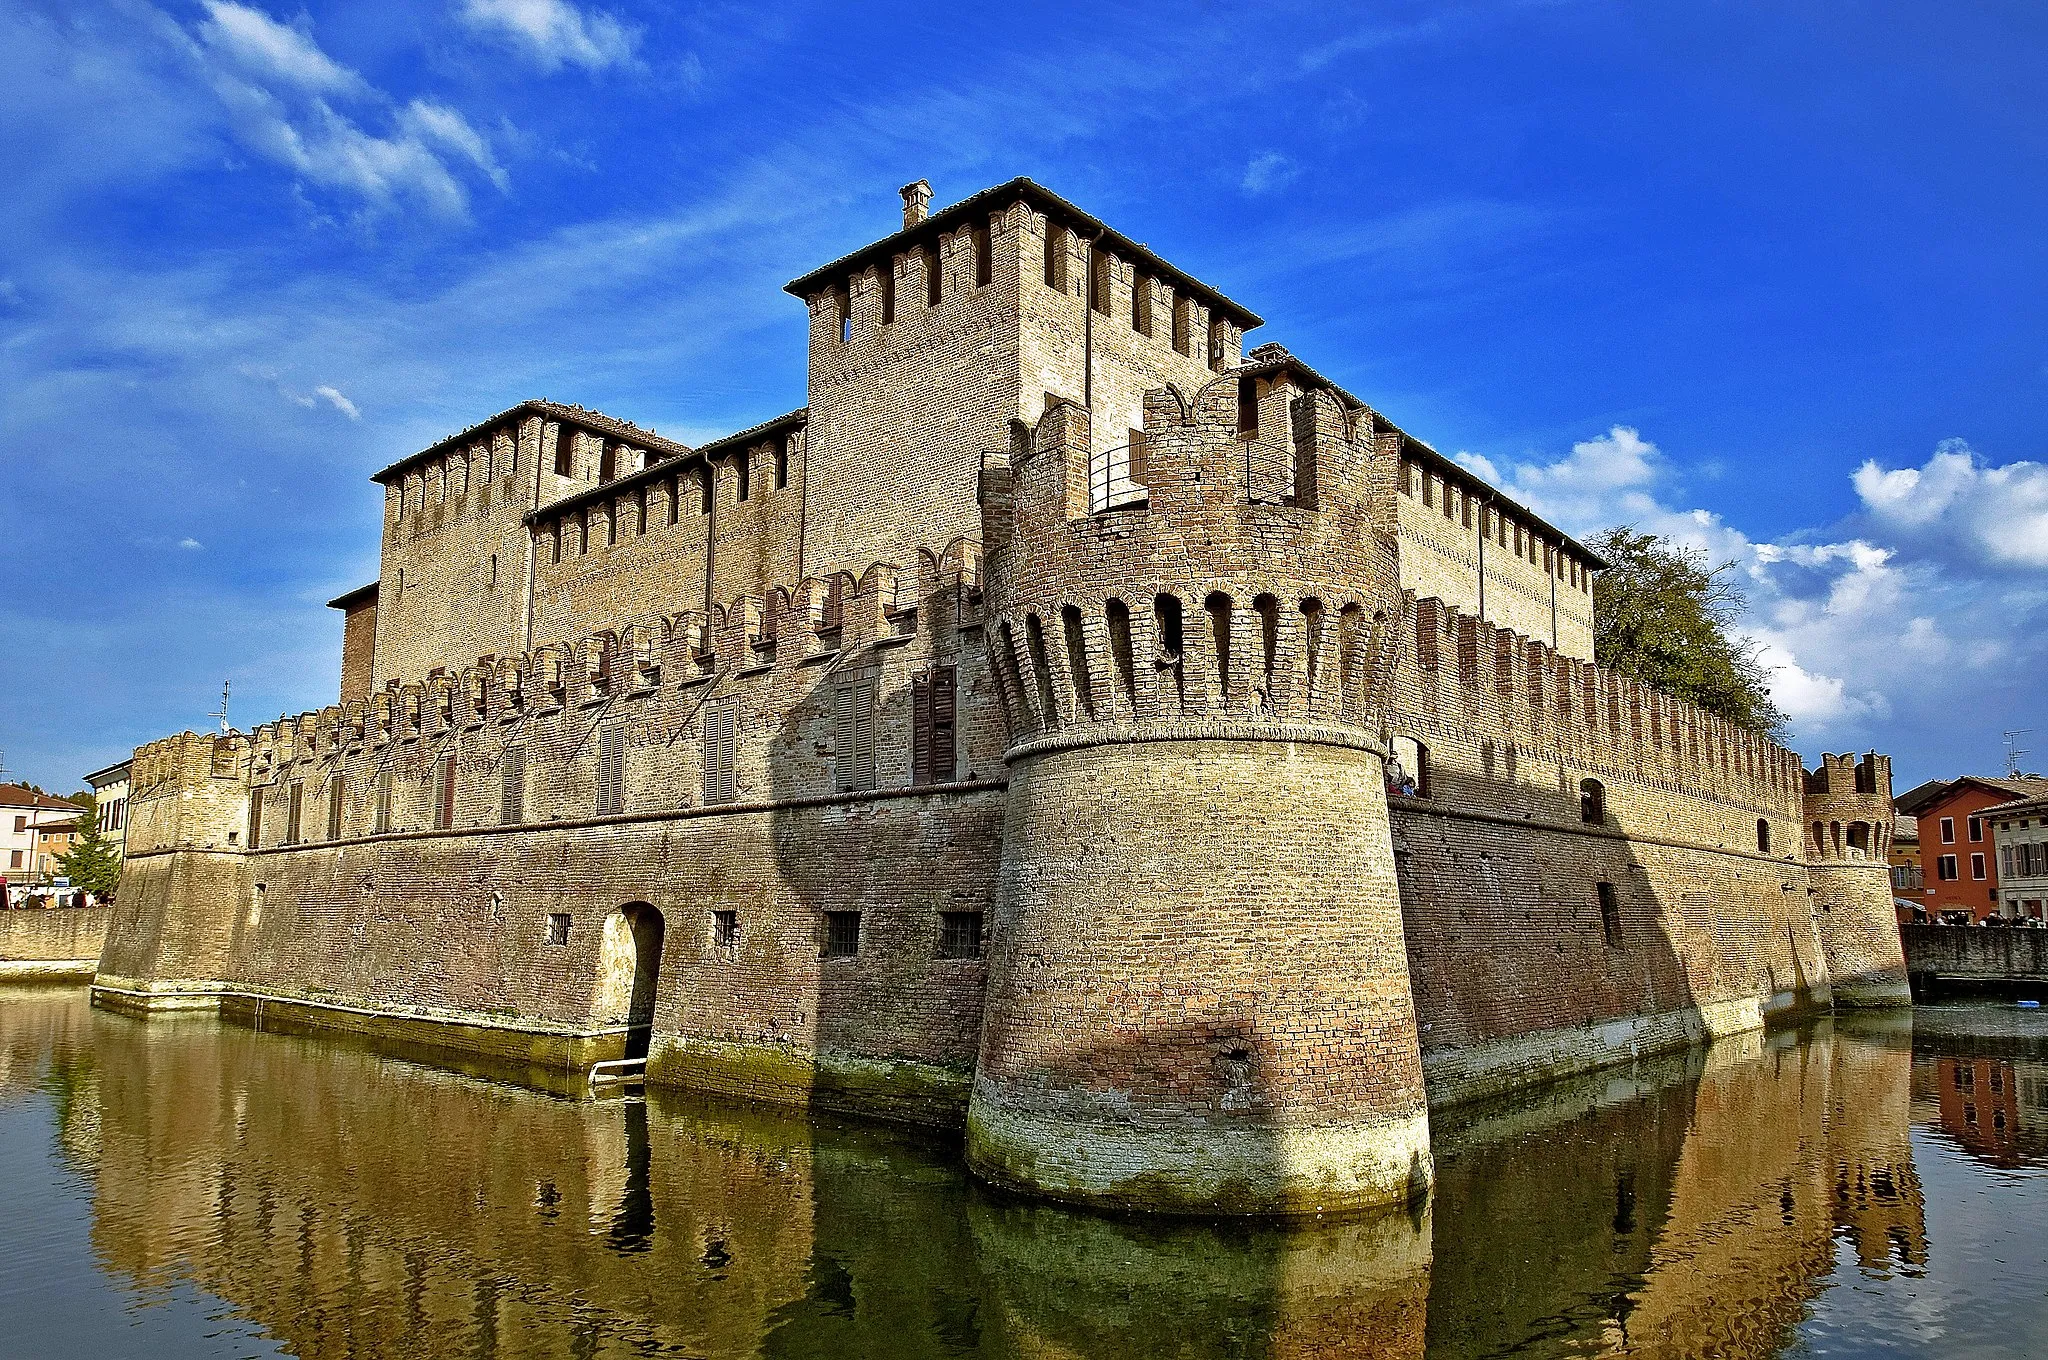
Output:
1847,822,1872,858
1580,778,1605,825
1389,736,1428,799
1757,818,1771,853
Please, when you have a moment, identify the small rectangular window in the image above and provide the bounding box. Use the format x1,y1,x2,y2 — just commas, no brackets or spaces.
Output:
835,282,850,343
595,725,625,816
599,441,617,483
712,909,739,949
703,698,737,805
775,439,789,490
1171,294,1191,355
1940,817,1955,843
1938,854,1958,881
1131,272,1151,335
1598,882,1624,948
501,745,525,825
553,426,573,476
1972,853,1987,880
834,673,878,793
735,452,749,503
822,910,861,959
546,913,571,946
878,258,895,325
938,911,983,959
1043,222,1065,290
972,221,991,289
923,240,942,306
1089,247,1110,316
1237,375,1258,436
1968,815,1983,842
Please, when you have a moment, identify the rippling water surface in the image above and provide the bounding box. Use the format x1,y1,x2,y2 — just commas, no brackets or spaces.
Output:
0,986,2043,1358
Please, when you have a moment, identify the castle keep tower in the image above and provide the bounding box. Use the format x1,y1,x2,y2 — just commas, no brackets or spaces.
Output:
969,355,1432,1214
1803,753,1911,1006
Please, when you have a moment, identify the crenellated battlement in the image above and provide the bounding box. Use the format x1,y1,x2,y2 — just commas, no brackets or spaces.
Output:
1395,593,1805,815
1802,752,1895,862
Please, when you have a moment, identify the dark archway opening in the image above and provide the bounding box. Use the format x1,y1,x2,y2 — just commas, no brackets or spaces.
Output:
620,902,665,1061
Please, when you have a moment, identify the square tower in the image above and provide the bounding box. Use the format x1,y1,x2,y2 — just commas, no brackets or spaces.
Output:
785,178,1261,580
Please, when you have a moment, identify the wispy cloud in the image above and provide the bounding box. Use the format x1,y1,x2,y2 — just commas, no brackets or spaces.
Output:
1241,151,1298,195
455,0,641,73
198,0,367,96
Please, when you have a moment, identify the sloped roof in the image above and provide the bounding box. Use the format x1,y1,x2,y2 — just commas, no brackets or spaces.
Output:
0,785,83,813
1896,776,2048,816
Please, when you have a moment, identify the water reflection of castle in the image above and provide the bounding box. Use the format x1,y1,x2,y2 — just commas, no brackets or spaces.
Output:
11,993,1936,1360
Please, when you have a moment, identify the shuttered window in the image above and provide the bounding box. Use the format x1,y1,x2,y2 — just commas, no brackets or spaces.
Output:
326,777,344,840
595,725,625,815
501,746,525,825
434,753,456,830
374,768,392,833
285,782,303,844
911,666,957,785
703,699,737,805
834,673,877,793
247,785,264,849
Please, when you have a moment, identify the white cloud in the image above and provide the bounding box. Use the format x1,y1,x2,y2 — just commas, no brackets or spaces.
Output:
1241,151,1298,195
456,0,641,73
198,1,366,96
1852,438,2048,569
178,537,204,550
171,3,510,219
313,385,359,419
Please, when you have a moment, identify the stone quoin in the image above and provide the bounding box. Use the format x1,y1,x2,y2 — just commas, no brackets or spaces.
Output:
95,178,1908,1215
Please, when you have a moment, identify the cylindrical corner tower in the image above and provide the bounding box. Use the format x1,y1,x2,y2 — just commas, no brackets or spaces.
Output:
967,370,1432,1214
1803,752,1912,1008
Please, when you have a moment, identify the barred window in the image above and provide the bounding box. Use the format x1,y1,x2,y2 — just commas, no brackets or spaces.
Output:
822,910,861,959
712,909,739,949
938,911,983,959
546,913,570,946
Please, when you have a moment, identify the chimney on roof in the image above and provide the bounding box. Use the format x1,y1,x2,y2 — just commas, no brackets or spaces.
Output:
900,179,932,228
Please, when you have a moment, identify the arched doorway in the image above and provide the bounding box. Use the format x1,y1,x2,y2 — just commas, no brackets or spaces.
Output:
595,902,666,1061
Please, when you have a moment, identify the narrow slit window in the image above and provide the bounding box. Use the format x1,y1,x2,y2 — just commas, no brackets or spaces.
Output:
1171,295,1191,355
835,282,850,343
1580,778,1605,824
1154,593,1184,703
1089,247,1110,316
1206,592,1233,700
972,221,991,288
1043,222,1066,290
735,452,750,503
925,241,943,306
285,781,303,845
553,427,573,476
1255,594,1280,703
1131,272,1151,335
1598,882,1623,948
326,777,344,840
374,768,392,834
775,439,789,490
1106,599,1136,711
1062,604,1094,721
878,258,895,325
1238,376,1259,436
1757,818,1771,853
434,752,456,830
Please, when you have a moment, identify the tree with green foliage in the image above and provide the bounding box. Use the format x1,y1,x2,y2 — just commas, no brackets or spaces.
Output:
55,813,122,899
1589,526,1787,739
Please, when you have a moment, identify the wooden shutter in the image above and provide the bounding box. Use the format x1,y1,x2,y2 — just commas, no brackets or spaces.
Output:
932,666,956,782
911,672,932,786
247,785,263,849
286,782,303,844
436,754,456,830
501,746,525,825
326,778,344,840
597,725,624,815
834,676,876,792
835,681,857,793
703,701,736,804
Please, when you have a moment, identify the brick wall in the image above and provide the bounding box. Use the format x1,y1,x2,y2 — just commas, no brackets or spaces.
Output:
0,905,109,964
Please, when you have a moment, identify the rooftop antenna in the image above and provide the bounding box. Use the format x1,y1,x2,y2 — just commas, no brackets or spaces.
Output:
209,680,232,735
2004,728,2032,779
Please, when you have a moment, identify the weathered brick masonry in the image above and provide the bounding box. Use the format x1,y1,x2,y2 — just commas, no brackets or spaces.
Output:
98,177,1906,1214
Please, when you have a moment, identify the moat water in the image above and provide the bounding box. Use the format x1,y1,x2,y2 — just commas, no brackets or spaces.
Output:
0,990,2044,1359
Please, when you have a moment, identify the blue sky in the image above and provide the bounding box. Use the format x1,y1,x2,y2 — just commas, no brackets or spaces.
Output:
2,0,2044,793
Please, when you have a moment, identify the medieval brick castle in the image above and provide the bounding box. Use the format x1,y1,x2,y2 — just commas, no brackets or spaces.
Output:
96,179,1908,1215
